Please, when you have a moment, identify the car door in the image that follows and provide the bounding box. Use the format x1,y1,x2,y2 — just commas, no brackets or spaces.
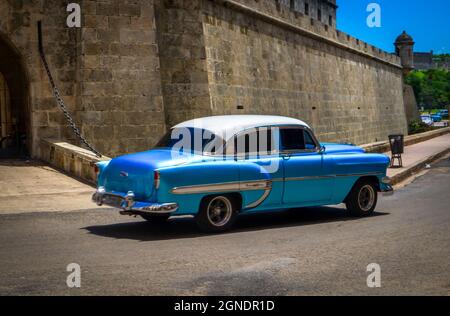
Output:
234,127,284,208
280,127,334,205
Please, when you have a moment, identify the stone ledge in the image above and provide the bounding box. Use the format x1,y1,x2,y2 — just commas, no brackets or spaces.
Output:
362,127,450,153
40,139,111,184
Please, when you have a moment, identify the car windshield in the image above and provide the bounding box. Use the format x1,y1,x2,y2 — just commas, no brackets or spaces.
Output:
155,127,224,155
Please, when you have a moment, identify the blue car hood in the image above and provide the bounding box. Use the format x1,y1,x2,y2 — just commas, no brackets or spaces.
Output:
101,149,206,200
321,143,365,154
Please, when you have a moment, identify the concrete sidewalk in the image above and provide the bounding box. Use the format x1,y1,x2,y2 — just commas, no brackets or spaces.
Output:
0,160,98,214
385,133,450,184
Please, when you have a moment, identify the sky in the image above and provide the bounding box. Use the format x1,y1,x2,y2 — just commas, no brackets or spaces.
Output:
337,0,450,54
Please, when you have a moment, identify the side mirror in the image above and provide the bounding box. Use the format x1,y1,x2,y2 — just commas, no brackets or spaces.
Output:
319,145,326,153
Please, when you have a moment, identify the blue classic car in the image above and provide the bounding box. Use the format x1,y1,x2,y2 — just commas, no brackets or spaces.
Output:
92,115,393,232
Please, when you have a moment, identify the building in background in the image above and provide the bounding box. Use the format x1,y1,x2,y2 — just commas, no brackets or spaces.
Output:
413,51,450,70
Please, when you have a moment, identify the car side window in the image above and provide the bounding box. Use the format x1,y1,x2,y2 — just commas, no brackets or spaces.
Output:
280,128,305,151
304,130,316,150
234,128,274,157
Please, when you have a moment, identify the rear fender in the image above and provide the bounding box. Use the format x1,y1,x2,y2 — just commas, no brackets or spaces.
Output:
157,160,240,215
236,160,273,210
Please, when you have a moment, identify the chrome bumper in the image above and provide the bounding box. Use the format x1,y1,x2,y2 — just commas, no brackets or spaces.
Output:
92,187,178,214
380,176,394,196
381,184,394,196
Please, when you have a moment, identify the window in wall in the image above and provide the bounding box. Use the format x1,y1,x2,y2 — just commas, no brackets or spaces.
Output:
305,3,309,15
318,9,322,22
290,0,295,10
329,15,333,26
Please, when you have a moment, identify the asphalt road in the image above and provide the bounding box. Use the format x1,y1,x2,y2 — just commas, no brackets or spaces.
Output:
0,158,449,296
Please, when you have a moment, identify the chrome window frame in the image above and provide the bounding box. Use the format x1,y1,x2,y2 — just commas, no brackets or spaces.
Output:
278,125,321,155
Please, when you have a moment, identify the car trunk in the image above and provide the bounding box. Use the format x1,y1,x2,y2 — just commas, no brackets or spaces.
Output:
102,149,177,201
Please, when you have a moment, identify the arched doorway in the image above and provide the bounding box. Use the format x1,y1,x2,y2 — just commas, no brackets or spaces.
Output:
0,33,30,158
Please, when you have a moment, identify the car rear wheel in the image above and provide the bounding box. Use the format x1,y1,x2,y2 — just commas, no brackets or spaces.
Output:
140,214,170,223
346,179,378,217
196,195,238,233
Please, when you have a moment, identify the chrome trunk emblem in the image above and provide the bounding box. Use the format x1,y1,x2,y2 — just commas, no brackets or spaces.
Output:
120,171,129,177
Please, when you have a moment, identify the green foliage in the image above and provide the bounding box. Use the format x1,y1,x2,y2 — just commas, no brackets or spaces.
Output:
405,69,450,109
408,120,434,135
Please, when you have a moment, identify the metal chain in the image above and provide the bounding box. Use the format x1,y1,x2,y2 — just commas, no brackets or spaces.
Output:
38,23,102,157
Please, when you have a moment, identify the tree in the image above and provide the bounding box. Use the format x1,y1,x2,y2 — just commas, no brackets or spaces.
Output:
406,69,450,109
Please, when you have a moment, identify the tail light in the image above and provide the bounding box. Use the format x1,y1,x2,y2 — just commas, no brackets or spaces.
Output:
94,164,99,174
154,170,160,189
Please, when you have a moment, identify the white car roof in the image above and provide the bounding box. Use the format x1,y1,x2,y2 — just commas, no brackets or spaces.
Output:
173,115,310,140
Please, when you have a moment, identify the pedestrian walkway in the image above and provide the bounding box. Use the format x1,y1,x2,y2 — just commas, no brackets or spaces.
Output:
385,132,450,179
0,160,98,214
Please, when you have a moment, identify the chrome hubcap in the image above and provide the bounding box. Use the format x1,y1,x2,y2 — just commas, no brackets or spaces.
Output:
207,196,232,227
358,184,375,211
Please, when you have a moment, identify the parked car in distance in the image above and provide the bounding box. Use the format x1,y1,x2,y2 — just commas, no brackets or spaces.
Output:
438,109,448,119
92,115,393,232
431,113,442,122
420,114,434,126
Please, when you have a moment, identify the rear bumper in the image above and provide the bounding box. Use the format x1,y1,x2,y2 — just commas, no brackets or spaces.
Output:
92,187,178,214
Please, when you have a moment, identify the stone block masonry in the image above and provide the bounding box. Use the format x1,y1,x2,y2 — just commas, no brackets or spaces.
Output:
198,0,408,145
0,0,409,159
77,0,166,156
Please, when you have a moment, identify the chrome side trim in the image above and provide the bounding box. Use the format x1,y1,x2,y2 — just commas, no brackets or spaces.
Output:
335,172,384,178
272,172,384,182
283,175,335,181
244,188,271,209
171,180,271,195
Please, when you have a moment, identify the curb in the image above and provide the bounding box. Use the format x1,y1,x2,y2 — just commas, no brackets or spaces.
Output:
390,147,450,185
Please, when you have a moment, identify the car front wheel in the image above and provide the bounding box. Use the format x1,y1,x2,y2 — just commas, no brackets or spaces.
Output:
196,195,238,233
346,179,378,216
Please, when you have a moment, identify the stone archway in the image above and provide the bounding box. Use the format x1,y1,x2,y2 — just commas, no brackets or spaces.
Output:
0,32,30,158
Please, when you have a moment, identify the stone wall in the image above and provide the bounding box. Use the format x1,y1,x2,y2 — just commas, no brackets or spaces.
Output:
403,84,420,124
0,0,409,159
196,0,407,144
77,0,166,156
0,0,167,158
0,0,79,157
154,0,212,128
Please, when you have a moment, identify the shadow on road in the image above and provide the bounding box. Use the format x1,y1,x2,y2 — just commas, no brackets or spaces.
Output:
83,206,389,241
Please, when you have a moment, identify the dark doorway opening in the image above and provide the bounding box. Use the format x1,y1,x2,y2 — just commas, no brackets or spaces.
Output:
0,33,30,158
